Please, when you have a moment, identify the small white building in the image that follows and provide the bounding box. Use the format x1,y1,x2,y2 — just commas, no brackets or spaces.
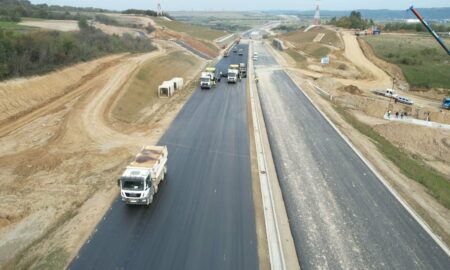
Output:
158,81,174,97
158,77,184,98
171,77,184,91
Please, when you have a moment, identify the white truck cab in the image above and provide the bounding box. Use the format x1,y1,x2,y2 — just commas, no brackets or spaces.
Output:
227,69,239,83
200,72,215,89
118,146,168,206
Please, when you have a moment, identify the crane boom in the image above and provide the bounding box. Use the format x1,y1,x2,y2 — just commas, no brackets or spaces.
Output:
409,6,450,55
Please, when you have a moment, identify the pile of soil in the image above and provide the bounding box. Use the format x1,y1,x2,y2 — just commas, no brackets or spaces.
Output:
338,85,363,95
374,122,450,176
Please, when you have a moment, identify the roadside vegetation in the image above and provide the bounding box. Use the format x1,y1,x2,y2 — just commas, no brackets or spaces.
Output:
285,48,307,68
334,105,450,209
0,19,155,80
328,11,374,29
363,34,450,90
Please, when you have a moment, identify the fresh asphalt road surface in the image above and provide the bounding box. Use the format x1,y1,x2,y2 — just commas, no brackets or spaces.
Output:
253,41,450,269
69,44,259,270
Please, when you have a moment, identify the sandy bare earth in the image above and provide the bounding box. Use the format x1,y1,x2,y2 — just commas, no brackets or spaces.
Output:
19,19,79,32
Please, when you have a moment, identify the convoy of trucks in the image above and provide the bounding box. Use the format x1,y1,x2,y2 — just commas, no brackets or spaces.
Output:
118,146,168,206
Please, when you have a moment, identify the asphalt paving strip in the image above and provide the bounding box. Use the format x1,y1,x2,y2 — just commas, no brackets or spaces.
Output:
68,44,259,270
253,42,450,270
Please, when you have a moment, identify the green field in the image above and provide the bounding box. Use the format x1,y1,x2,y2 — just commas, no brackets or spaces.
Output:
153,17,227,41
0,21,36,31
363,34,450,90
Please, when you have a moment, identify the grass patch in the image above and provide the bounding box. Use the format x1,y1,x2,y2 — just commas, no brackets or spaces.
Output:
285,48,307,68
112,51,201,123
310,46,331,59
321,32,343,48
153,17,227,41
334,105,450,209
32,248,69,270
0,21,36,31
363,34,450,89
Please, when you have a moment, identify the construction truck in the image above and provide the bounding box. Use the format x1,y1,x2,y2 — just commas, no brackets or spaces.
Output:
228,64,239,83
239,63,247,78
200,67,216,89
118,146,168,206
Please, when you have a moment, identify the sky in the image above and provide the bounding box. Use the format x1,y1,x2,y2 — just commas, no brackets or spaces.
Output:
30,1,450,11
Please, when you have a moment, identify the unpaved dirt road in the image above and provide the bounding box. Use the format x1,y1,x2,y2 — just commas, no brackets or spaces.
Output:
0,41,203,268
341,31,392,88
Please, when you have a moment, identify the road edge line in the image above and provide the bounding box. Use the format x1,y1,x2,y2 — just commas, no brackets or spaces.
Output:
281,67,450,257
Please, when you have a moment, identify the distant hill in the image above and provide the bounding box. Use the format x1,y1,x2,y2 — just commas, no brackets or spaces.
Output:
265,7,450,21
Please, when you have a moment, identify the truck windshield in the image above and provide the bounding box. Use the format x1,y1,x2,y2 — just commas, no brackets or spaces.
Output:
122,179,144,191
201,78,210,83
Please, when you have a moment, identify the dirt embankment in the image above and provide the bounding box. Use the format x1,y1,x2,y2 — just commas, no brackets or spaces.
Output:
0,41,205,269
357,38,407,88
340,31,392,89
0,54,126,128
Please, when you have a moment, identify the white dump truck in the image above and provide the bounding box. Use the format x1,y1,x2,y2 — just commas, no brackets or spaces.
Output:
118,146,168,206
227,64,239,83
200,67,216,89
227,69,239,83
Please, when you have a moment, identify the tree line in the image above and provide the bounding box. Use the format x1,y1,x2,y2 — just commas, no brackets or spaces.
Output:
0,19,155,80
328,11,374,30
0,0,109,22
383,22,450,33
